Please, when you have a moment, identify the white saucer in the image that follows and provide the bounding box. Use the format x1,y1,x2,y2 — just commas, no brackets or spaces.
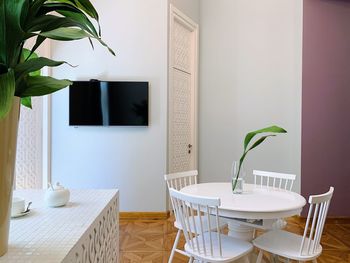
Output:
11,210,31,218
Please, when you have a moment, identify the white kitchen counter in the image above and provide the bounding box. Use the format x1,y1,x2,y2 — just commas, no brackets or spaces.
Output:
0,189,119,263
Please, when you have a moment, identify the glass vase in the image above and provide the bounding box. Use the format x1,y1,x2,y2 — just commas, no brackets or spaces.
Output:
231,161,245,194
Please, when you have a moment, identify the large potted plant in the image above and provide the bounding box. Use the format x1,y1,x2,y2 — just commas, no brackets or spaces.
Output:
0,0,114,256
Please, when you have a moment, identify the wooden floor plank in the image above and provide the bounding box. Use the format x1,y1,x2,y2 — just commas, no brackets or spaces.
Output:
119,216,350,263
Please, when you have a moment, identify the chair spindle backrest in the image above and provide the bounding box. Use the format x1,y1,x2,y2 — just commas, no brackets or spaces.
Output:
299,187,334,256
253,170,296,191
164,170,198,190
169,188,222,258
165,170,198,219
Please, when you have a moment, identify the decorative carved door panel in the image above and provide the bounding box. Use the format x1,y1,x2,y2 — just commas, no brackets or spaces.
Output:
15,97,43,189
168,6,198,174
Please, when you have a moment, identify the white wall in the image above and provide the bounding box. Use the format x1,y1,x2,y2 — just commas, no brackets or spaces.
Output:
50,0,302,212
50,0,168,211
169,0,200,23
199,0,302,192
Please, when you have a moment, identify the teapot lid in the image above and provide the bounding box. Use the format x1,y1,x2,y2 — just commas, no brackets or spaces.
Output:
54,182,64,190
48,182,65,191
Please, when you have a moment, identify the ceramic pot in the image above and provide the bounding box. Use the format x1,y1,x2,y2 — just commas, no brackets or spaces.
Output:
45,183,70,207
0,98,20,256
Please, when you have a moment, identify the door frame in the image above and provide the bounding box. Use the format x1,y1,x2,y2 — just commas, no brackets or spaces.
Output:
41,41,52,189
167,4,199,173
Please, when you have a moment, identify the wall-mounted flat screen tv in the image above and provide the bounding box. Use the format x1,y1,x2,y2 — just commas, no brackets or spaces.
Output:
69,80,149,126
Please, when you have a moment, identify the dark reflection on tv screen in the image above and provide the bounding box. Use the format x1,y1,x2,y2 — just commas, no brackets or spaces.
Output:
69,81,149,126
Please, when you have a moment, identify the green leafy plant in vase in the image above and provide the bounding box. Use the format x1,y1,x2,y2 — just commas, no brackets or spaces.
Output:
0,0,114,256
232,125,287,193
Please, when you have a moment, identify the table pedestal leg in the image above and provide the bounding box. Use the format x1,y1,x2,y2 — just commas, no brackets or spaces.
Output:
226,220,255,241
224,219,267,263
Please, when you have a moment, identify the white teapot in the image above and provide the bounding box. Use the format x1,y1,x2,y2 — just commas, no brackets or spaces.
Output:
45,182,70,207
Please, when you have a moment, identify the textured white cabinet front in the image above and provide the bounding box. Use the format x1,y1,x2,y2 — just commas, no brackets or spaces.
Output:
63,193,119,263
0,190,119,263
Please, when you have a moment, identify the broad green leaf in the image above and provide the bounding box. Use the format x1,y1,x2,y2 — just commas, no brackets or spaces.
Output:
27,35,46,59
74,0,99,21
50,0,101,35
22,48,38,62
246,135,276,153
97,38,116,56
27,13,98,41
233,135,276,190
15,55,70,98
21,96,32,109
0,63,7,74
1,0,114,112
88,37,94,49
37,2,82,16
27,1,98,34
39,27,92,41
26,16,98,53
26,1,114,55
0,0,28,67
243,125,287,152
73,0,100,34
58,10,98,36
0,1,6,64
26,14,73,32
19,0,29,28
15,57,68,80
47,0,99,21
19,76,72,97
232,126,287,191
15,49,40,96
39,28,115,55
0,70,16,119
26,0,46,21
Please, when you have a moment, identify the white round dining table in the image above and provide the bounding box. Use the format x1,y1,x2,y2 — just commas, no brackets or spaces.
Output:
181,182,306,241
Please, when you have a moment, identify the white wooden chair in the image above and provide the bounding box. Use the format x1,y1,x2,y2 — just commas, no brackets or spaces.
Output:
252,170,297,230
170,188,253,263
253,170,296,191
253,187,334,263
165,170,198,190
165,170,226,262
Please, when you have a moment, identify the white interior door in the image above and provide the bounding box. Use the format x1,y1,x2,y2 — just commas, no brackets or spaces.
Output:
168,5,198,173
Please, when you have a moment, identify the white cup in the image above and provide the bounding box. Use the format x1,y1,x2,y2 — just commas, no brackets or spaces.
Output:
11,197,25,217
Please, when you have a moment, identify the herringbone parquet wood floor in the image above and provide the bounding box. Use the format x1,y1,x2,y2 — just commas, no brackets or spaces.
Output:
120,216,350,263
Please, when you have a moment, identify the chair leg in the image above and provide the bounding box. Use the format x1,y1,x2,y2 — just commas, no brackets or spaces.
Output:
256,250,263,263
169,229,181,263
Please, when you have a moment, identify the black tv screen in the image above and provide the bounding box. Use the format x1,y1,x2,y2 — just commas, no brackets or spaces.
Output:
69,81,149,126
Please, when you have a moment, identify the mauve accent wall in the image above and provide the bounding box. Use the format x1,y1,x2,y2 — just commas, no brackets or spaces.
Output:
302,0,350,216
